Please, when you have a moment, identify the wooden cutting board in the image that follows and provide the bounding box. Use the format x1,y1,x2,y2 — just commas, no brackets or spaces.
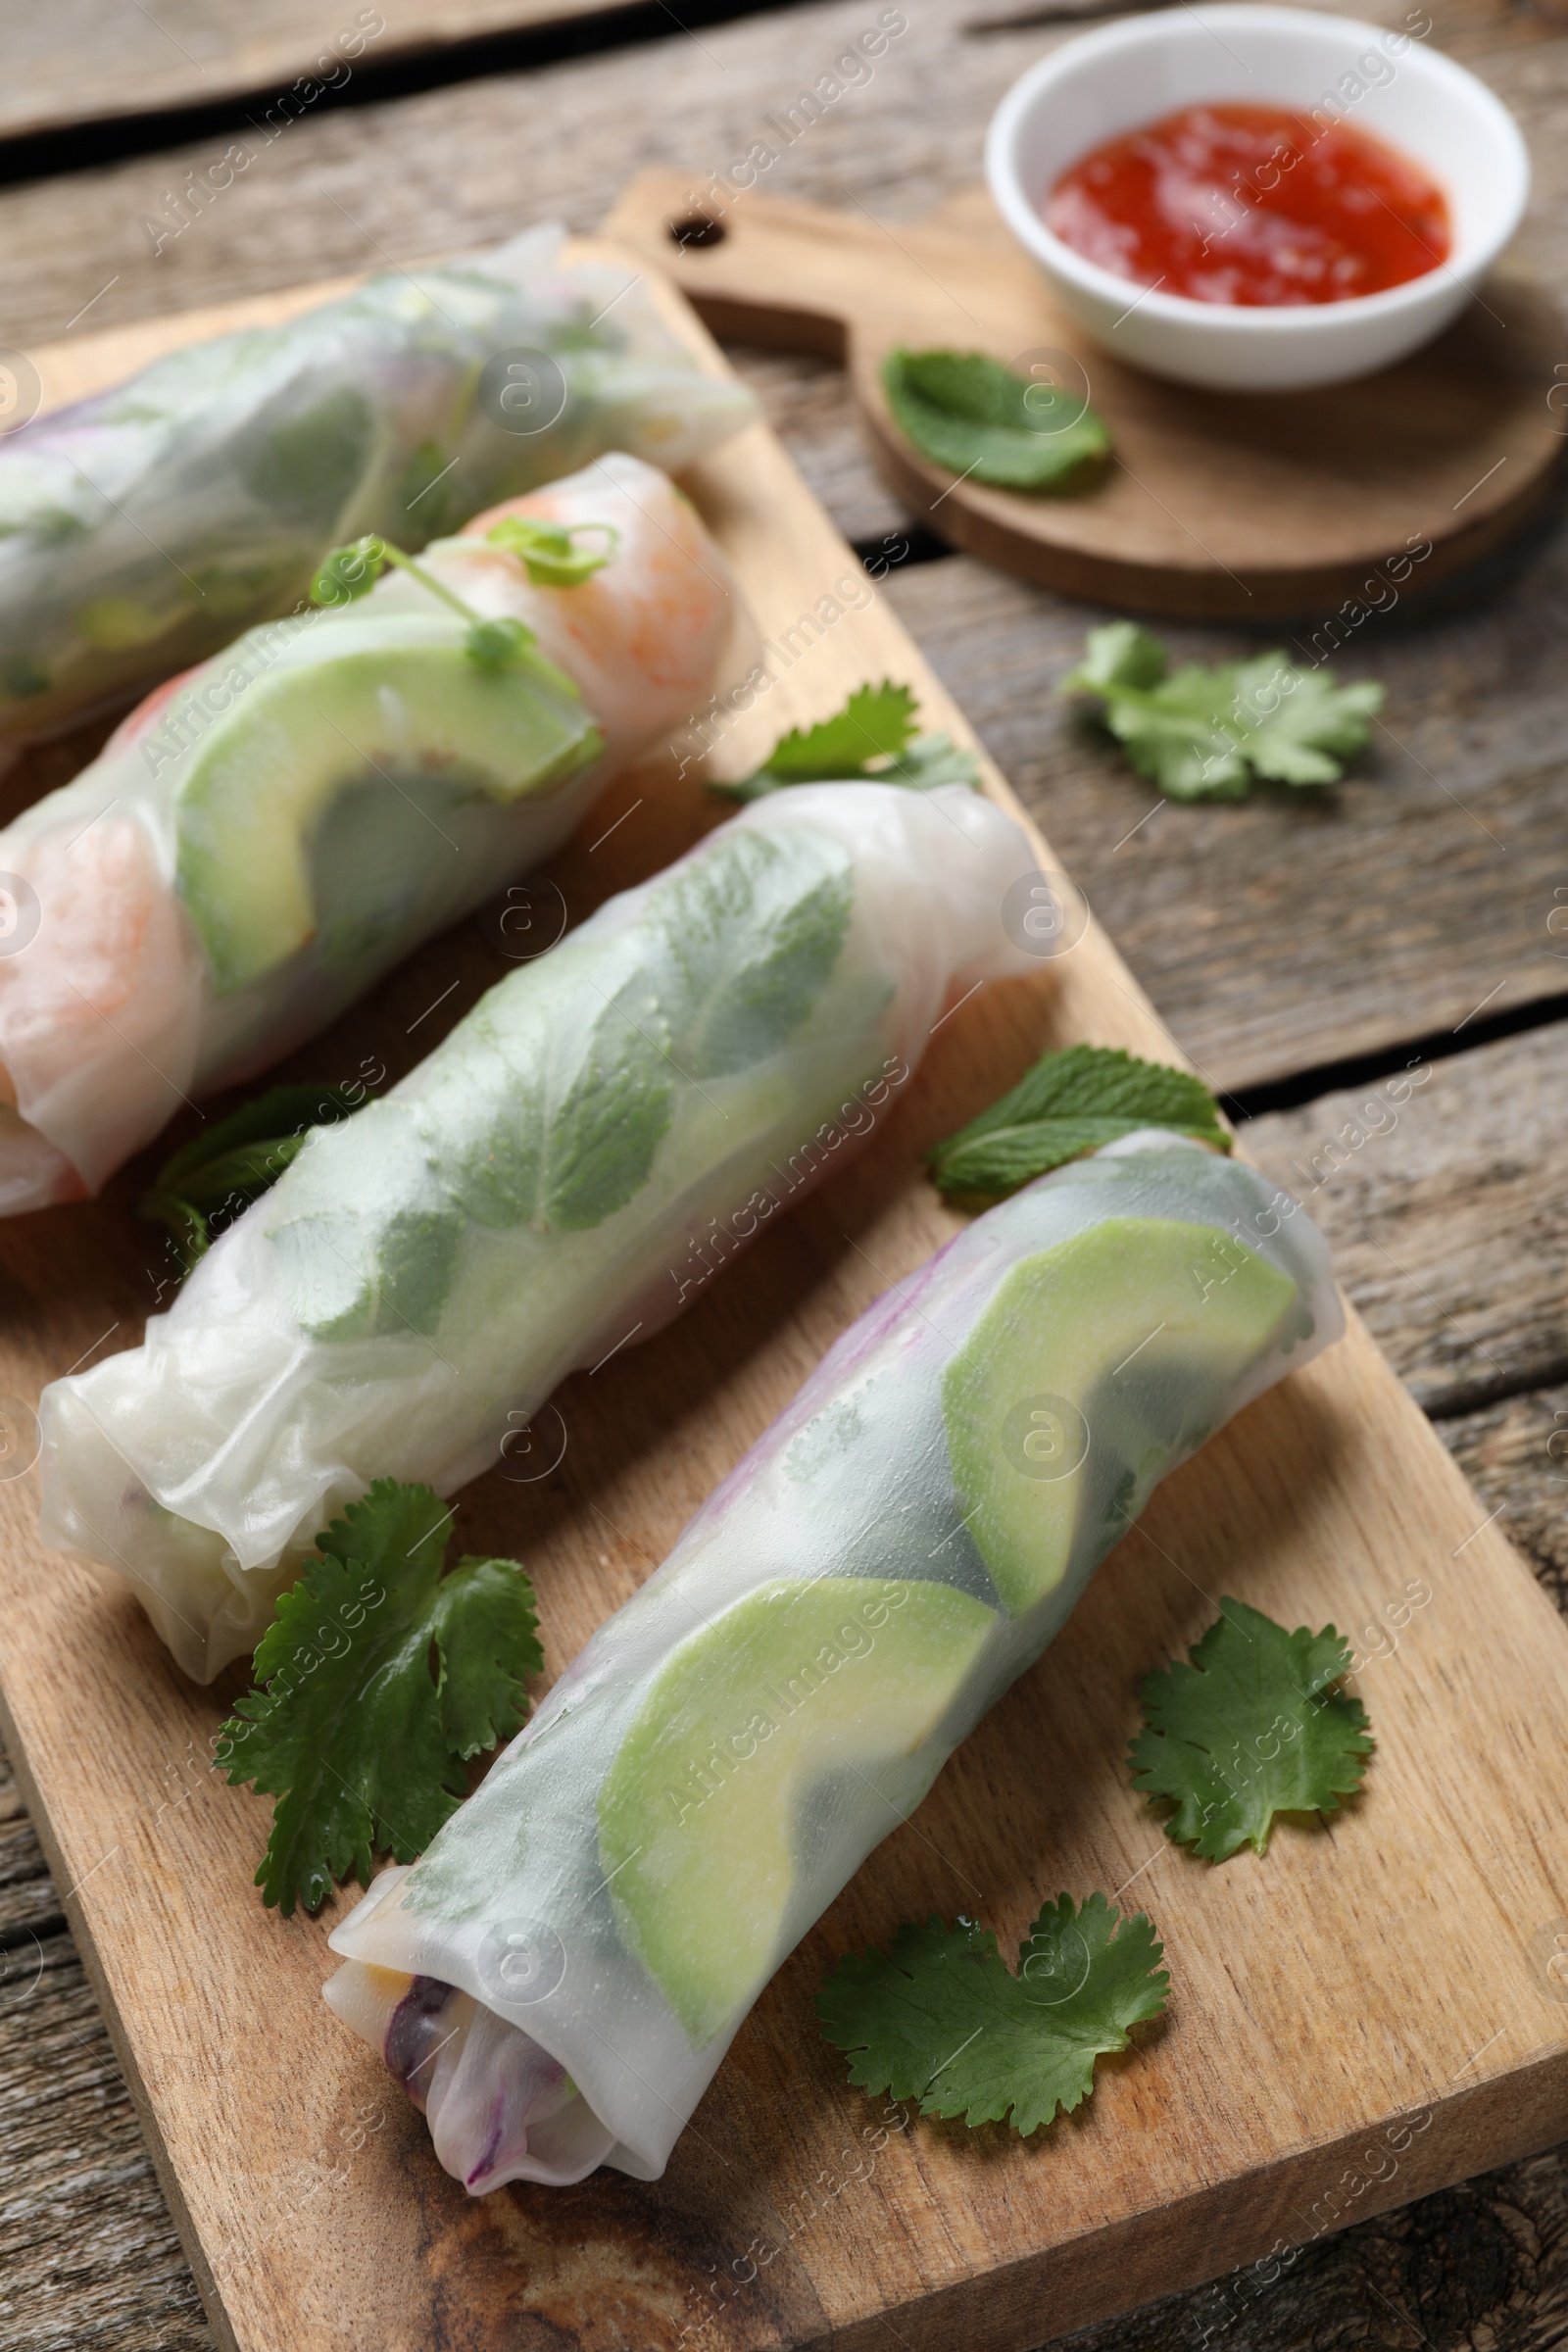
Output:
602,168,1565,620
1,234,1566,2352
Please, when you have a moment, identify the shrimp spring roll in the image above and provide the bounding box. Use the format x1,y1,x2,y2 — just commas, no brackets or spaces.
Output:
39,781,1043,1678
323,1133,1340,2189
0,453,734,1212
0,227,754,743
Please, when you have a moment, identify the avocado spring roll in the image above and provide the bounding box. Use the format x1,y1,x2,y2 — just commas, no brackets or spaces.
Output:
0,226,754,744
39,782,1043,1679
324,1134,1340,2189
0,453,734,1212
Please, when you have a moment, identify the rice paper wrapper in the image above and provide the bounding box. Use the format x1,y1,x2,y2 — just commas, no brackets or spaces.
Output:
0,453,735,1213
0,225,754,746
326,1134,1342,2189
38,783,1043,1678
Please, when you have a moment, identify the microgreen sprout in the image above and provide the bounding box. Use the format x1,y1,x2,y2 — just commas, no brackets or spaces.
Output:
483,514,619,586
310,532,544,672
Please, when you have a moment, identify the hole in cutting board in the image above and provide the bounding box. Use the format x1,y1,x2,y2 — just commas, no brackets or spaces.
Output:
667,212,727,249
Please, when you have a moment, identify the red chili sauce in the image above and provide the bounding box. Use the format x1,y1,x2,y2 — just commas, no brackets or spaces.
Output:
1045,104,1450,306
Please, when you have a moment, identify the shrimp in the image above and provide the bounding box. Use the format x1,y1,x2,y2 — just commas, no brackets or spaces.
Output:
0,813,202,1199
100,661,212,760
0,454,737,1218
437,452,738,767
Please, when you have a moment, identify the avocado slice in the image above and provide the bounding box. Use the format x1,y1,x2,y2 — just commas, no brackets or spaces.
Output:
173,613,602,995
598,1576,996,2043
943,1215,1301,1617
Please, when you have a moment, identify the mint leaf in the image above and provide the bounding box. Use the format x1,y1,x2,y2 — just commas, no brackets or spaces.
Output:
430,822,858,1237
1063,623,1384,801
270,826,857,1340
219,1479,542,1916
878,732,982,792
656,824,856,1076
465,828,857,1213
1128,1597,1374,1860
261,1100,465,1341
712,681,983,803
817,1894,1168,2135
245,387,373,519
883,349,1111,493
137,1080,367,1274
928,1043,1230,1199
437,964,677,1235
396,437,459,530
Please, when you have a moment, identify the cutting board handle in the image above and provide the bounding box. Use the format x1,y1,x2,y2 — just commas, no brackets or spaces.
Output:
603,168,893,356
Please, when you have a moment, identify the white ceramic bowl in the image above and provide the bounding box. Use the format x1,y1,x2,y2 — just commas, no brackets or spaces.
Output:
985,4,1529,391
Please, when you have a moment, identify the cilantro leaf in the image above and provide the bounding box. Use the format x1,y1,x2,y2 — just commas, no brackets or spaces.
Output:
711,680,983,803
218,1479,542,1916
882,348,1112,493
817,1894,1167,2135
928,1043,1230,1199
1128,1597,1374,1860
760,681,917,779
138,1079,367,1275
1063,622,1384,801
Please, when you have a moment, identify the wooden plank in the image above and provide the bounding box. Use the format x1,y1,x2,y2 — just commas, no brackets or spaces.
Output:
734,346,909,551
878,552,1568,1093
1,1721,209,2350
0,0,1558,351
1241,1022,1568,1416
2,241,1568,2352
0,1753,58,1948
0,1940,215,2352
1439,1383,1568,1616
0,0,652,148
602,171,1564,620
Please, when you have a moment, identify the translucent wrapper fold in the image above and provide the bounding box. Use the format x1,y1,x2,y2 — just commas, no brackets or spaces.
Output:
0,454,734,1212
38,782,1042,1678
0,225,754,744
325,1134,1342,2189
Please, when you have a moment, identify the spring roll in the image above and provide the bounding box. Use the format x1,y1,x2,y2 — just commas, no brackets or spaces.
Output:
0,226,754,744
38,781,1043,1679
323,1133,1340,2189
0,453,734,1213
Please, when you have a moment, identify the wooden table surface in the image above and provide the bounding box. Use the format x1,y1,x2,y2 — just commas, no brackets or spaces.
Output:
3,0,1568,2345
